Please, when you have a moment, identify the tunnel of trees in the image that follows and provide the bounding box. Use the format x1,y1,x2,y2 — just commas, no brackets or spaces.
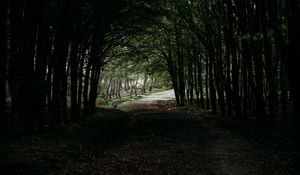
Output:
0,0,300,135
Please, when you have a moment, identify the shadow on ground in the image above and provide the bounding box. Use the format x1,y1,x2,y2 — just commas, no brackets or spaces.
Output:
0,107,298,175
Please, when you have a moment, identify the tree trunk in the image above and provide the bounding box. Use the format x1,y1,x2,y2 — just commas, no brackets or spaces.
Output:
198,56,205,109
237,0,249,119
253,42,266,124
8,0,24,134
18,0,39,133
83,60,91,115
260,0,277,124
34,0,51,131
214,39,225,115
188,53,194,105
241,39,250,119
51,0,72,127
280,61,288,118
70,39,80,122
175,26,185,106
286,0,300,129
77,46,86,118
224,29,233,116
227,0,241,117
142,73,148,94
88,42,102,114
164,37,180,105
208,50,217,114
61,60,70,124
0,0,8,115
205,53,210,110
46,55,54,114
194,48,200,107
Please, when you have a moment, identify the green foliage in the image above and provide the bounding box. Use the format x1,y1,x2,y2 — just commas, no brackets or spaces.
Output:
100,30,172,99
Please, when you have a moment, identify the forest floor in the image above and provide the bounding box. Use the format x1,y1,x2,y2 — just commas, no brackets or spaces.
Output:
0,90,299,175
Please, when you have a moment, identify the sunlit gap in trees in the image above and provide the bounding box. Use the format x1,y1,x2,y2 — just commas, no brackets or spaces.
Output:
98,41,173,105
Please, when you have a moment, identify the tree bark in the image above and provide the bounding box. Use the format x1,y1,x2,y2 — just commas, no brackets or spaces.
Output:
214,38,225,115
77,46,86,118
34,0,51,131
51,0,72,127
175,24,185,106
0,0,8,115
83,59,91,116
17,0,39,133
237,0,249,119
198,56,205,109
188,51,194,105
253,42,266,123
224,28,233,116
260,0,277,124
70,39,80,122
208,50,217,114
286,0,300,129
227,0,241,117
205,52,210,110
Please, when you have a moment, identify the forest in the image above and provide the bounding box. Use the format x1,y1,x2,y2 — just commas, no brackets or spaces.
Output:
0,0,300,174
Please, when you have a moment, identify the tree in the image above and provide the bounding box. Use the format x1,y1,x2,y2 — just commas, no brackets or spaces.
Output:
285,0,300,129
0,0,8,116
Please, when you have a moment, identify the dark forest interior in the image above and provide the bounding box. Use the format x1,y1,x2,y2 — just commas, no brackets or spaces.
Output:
0,0,300,174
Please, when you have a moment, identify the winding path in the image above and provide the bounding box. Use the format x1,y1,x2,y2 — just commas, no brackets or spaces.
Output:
0,91,296,174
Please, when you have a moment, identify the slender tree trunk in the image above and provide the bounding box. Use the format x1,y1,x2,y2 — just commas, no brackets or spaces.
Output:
214,39,225,115
8,0,23,134
246,47,256,120
286,0,300,168
194,49,200,107
198,56,205,109
280,61,288,118
77,46,86,118
107,77,112,99
18,0,39,133
34,0,51,131
0,0,8,115
142,73,148,94
88,64,97,113
88,39,102,114
237,0,249,119
205,53,210,110
61,59,70,124
164,37,180,105
51,0,72,127
286,0,300,129
253,42,266,124
46,56,54,114
208,50,217,114
70,39,80,122
188,53,194,105
118,79,122,99
89,66,101,114
224,29,233,116
260,0,277,124
227,0,241,117
241,39,249,119
83,60,91,115
176,26,185,106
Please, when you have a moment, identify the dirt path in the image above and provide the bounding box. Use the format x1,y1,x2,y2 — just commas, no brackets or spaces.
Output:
138,89,175,101
0,91,297,175
119,89,176,110
0,107,296,175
